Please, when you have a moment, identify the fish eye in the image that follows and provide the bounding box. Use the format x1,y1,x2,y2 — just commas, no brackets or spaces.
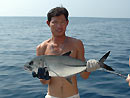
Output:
29,61,33,65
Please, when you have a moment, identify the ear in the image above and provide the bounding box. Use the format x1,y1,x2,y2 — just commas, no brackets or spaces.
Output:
66,20,69,25
46,20,50,27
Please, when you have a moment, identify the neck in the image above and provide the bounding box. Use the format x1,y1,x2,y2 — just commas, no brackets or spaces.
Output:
51,36,66,45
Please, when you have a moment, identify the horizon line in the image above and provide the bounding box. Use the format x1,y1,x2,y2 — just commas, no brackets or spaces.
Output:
0,16,130,19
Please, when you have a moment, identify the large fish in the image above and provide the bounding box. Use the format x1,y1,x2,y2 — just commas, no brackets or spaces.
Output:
24,51,114,83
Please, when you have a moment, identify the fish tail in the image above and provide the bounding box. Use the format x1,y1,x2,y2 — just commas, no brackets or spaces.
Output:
101,63,115,71
99,51,115,71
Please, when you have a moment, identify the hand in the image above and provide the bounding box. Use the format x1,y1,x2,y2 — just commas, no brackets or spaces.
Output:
86,59,100,72
126,74,130,87
32,67,51,80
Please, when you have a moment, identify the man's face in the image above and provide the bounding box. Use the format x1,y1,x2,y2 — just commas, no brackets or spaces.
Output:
47,14,69,37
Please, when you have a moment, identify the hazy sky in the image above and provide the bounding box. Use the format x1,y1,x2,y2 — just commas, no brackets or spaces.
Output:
0,0,130,18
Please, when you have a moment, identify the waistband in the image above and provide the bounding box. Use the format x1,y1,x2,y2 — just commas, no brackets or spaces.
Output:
45,93,80,98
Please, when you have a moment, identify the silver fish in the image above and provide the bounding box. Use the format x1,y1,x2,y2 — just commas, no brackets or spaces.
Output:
24,51,114,83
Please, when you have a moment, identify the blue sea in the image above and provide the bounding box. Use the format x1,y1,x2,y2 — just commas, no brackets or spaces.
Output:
0,17,130,98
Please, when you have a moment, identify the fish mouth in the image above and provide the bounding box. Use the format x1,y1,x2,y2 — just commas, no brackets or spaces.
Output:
24,65,32,72
24,66,28,70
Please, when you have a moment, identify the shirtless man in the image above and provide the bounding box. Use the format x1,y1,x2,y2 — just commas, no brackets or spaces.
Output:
36,7,100,98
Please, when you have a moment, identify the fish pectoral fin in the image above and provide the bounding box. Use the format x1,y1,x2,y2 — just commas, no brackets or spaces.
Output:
49,70,60,77
65,76,73,84
62,51,71,56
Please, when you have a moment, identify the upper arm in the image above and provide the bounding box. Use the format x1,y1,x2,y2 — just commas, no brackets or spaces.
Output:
76,40,85,61
36,41,50,84
76,40,91,79
36,42,47,56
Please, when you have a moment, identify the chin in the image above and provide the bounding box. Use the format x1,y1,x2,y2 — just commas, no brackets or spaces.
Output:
56,33,65,37
56,31,65,35
52,30,65,37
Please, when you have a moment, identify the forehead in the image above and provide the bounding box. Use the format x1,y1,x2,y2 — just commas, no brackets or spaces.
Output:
51,14,66,21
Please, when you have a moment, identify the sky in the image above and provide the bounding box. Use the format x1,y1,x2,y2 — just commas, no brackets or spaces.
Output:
0,0,130,18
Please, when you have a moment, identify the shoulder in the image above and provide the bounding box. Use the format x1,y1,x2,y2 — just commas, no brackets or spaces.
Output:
37,39,49,49
67,36,84,49
36,39,51,56
67,36,85,60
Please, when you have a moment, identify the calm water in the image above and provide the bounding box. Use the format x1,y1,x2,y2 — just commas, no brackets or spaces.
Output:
0,17,130,98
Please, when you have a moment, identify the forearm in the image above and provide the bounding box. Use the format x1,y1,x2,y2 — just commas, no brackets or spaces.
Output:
80,71,91,79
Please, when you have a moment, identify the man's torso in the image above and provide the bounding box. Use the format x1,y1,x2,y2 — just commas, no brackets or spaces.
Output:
38,36,81,97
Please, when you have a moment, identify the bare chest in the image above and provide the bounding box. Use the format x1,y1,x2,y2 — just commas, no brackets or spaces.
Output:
45,43,77,58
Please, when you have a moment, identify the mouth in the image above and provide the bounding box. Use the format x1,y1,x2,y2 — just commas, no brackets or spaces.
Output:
56,29,63,33
24,65,32,71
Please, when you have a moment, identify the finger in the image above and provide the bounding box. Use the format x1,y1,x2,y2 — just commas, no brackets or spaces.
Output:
45,71,51,80
32,71,38,77
46,71,49,76
38,68,45,74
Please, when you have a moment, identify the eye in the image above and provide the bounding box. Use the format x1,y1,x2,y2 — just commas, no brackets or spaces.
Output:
29,61,33,65
61,21,66,24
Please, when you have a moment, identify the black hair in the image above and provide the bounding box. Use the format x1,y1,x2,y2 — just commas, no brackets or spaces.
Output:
47,7,69,22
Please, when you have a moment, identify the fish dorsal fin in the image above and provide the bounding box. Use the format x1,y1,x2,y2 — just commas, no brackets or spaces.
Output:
62,51,71,56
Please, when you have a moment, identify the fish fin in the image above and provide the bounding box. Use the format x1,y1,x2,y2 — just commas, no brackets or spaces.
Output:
48,69,61,77
65,76,73,84
99,51,115,71
99,51,110,63
62,51,71,56
101,63,115,71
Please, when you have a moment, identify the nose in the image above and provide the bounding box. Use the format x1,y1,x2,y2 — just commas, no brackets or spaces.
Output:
56,23,63,28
